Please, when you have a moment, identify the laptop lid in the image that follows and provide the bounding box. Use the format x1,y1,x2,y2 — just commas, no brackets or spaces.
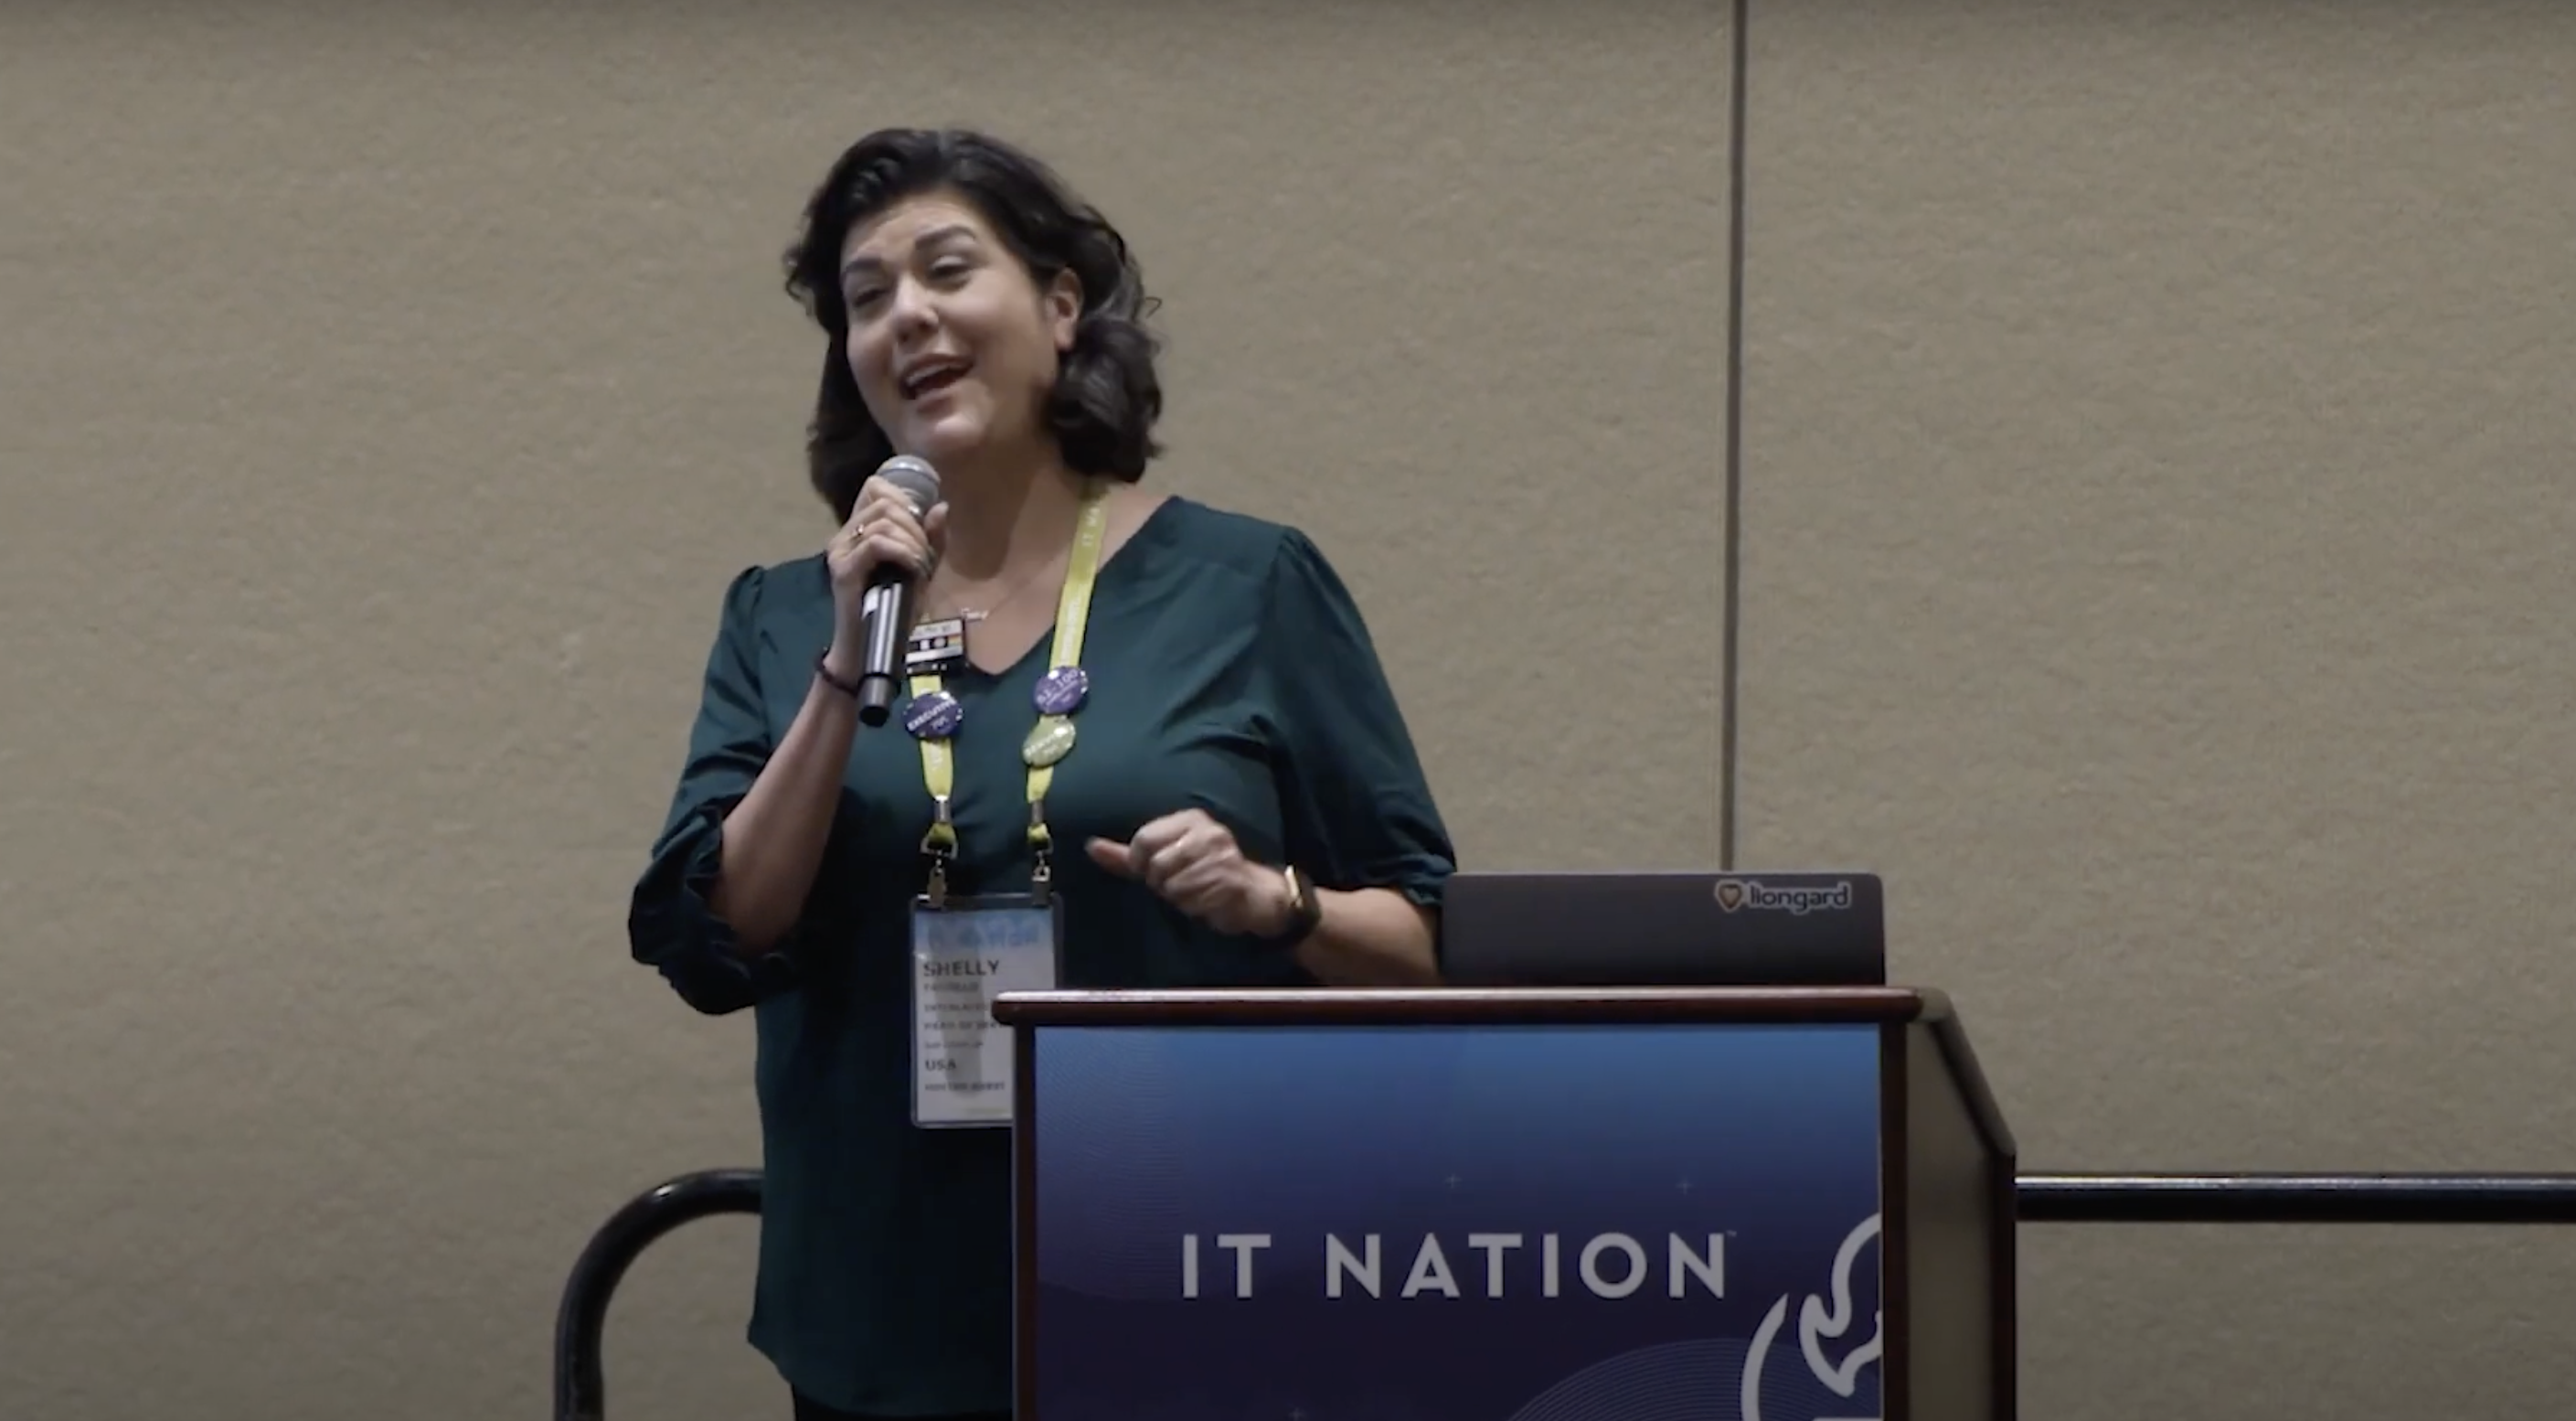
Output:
1436,870,1888,988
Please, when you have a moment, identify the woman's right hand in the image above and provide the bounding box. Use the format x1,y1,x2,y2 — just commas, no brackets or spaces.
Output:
824,475,948,671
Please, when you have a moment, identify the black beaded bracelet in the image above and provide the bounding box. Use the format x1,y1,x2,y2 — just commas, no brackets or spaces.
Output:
814,651,864,699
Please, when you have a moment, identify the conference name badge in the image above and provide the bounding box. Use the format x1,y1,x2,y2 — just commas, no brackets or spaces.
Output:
910,894,1059,1128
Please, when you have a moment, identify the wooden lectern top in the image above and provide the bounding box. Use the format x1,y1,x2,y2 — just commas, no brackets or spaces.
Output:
993,984,2011,1163
993,984,1946,1026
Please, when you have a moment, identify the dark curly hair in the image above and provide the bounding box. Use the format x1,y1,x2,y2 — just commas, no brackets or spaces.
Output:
780,127,1165,521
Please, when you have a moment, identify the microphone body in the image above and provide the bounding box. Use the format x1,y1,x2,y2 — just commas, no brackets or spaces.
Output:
854,455,942,726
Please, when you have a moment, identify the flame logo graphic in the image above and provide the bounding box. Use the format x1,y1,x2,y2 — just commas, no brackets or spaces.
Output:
1739,1213,1882,1421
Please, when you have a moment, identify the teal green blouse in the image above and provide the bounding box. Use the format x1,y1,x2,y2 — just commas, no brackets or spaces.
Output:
625,497,1456,1416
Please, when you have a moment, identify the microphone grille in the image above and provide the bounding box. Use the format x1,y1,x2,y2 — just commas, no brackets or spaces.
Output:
876,454,942,512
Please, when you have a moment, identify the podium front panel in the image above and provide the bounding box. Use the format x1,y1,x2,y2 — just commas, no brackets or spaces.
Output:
1016,1020,1889,1421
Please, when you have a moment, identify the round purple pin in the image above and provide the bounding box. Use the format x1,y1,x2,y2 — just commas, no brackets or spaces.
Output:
903,689,964,740
1033,666,1091,716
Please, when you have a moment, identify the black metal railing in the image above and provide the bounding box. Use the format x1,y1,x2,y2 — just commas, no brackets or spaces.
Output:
554,1167,2576,1421
2016,1171,2576,1224
553,1169,762,1421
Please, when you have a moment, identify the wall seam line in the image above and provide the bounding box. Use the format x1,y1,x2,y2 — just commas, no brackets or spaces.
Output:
1719,0,1751,870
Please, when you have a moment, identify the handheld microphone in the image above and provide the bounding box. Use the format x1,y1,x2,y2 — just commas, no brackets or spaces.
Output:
854,454,943,726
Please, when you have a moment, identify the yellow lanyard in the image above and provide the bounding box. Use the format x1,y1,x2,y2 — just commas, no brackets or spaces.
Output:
912,480,1112,907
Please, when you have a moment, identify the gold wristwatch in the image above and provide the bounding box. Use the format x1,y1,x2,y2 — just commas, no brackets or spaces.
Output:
1256,864,1323,951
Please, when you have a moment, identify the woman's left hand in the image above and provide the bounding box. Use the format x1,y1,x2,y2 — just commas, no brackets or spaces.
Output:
1086,809,1292,937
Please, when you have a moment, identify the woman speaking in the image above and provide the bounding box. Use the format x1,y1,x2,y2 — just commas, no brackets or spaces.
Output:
625,127,1457,1420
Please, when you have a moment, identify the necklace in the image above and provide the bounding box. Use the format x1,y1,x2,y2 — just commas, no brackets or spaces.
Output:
900,483,1111,748
931,549,1067,626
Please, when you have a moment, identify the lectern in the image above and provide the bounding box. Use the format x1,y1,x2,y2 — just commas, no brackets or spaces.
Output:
993,986,2016,1421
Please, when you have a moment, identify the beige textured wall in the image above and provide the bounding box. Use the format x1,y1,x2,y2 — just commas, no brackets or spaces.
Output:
0,1,2567,1418
1740,4,2576,1413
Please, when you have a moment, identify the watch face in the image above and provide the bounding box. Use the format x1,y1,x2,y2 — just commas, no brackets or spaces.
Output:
1265,867,1319,947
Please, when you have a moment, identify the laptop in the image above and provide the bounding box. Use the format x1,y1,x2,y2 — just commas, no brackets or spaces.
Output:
1437,870,1887,988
